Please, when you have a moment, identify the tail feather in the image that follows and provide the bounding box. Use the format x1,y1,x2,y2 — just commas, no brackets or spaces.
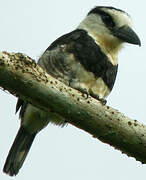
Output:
3,126,36,176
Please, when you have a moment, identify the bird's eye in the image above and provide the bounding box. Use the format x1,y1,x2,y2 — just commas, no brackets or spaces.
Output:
102,14,115,28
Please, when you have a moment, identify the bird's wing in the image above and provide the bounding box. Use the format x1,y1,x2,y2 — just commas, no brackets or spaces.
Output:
38,29,110,80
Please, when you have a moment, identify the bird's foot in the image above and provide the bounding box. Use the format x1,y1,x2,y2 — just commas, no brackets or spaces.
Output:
69,80,89,99
90,93,107,105
78,87,89,99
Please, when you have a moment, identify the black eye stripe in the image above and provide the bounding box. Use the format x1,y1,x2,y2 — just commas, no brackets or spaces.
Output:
88,8,116,28
102,14,115,28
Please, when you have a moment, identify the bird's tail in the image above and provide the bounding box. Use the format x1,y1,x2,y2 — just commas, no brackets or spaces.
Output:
3,126,36,176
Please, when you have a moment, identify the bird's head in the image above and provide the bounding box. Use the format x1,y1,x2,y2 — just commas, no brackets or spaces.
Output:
78,6,141,52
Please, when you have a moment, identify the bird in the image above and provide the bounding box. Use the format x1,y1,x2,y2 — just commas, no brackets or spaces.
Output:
3,6,141,176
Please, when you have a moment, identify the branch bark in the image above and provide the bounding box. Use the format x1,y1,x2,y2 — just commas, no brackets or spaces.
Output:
0,51,146,163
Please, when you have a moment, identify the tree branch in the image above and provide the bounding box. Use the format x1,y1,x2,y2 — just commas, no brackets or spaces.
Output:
0,51,146,164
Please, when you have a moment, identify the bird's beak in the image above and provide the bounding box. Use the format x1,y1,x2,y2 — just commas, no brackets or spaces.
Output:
113,26,141,46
